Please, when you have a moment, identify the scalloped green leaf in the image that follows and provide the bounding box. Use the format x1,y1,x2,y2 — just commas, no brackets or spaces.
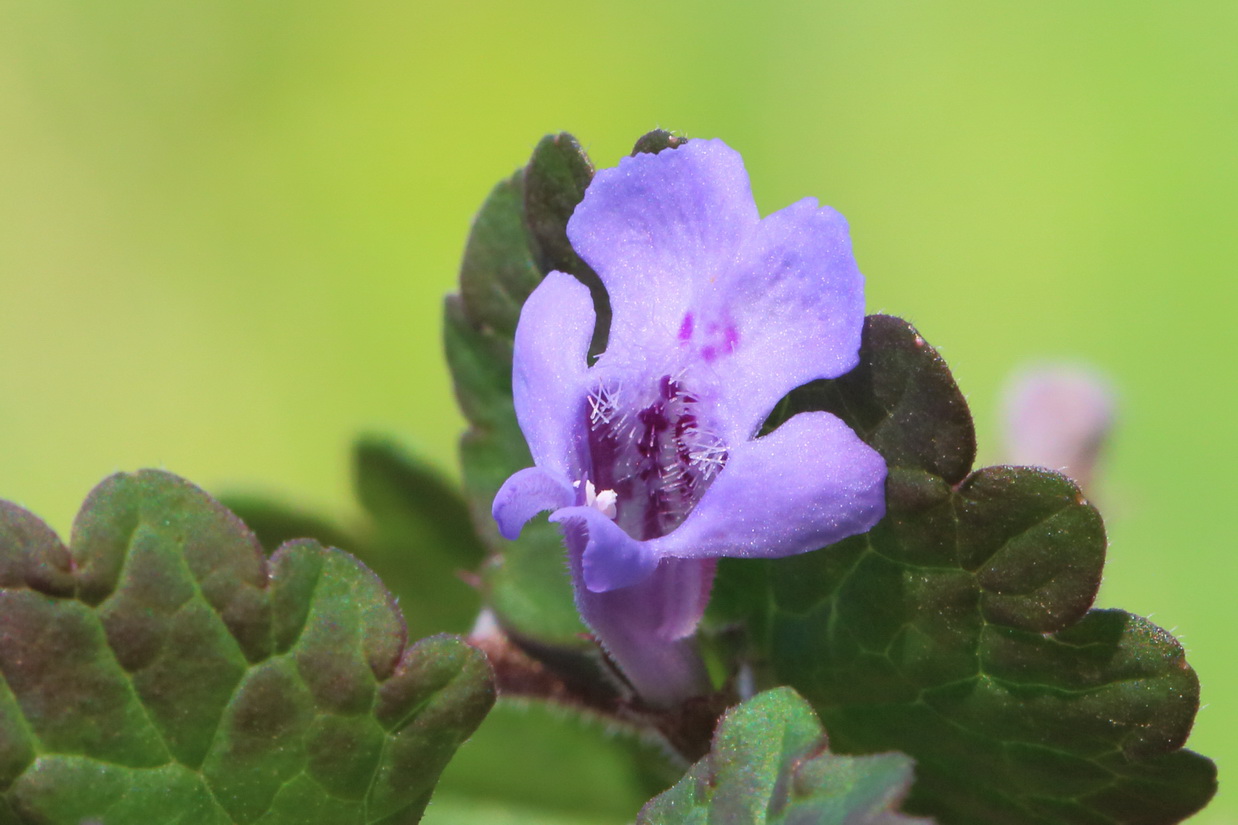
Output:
713,316,1216,824
637,687,928,825
0,470,495,824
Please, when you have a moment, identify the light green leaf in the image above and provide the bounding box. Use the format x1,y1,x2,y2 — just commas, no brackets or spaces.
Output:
638,687,927,825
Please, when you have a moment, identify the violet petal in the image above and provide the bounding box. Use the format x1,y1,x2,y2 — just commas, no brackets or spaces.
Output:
492,466,575,540
568,140,759,361
550,505,661,592
701,197,866,441
650,411,886,560
570,558,713,703
512,270,595,479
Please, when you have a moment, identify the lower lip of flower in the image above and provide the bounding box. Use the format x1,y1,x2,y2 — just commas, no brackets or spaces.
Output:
584,373,728,541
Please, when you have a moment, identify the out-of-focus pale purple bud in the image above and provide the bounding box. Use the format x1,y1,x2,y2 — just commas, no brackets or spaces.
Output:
1002,367,1115,491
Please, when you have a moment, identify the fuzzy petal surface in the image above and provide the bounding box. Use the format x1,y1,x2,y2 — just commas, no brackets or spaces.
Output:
694,198,866,441
651,411,886,561
568,140,759,361
550,505,660,592
511,270,595,479
492,467,575,541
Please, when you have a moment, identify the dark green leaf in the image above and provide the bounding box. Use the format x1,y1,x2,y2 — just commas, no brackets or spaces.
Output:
350,436,486,637
637,687,927,825
0,470,495,824
523,133,608,359
763,314,975,483
523,132,595,280
715,315,1215,824
219,493,357,555
458,168,544,342
446,136,606,653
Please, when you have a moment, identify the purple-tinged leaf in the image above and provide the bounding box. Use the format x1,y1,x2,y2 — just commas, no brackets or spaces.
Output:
223,436,488,641
0,470,494,824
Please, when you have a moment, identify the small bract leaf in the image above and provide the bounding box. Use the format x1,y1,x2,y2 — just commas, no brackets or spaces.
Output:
637,687,929,825
629,129,687,156
0,470,495,824
714,316,1216,824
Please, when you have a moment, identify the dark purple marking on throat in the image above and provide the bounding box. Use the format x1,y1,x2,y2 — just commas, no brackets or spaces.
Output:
585,374,727,542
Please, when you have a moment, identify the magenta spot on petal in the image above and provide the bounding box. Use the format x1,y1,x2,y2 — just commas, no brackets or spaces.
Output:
695,319,739,362
678,313,694,342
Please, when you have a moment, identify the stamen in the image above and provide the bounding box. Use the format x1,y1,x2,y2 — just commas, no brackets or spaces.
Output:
588,383,620,426
584,371,730,541
688,442,728,473
583,480,618,519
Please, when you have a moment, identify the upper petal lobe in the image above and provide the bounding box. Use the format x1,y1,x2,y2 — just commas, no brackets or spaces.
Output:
685,198,867,442
568,140,760,362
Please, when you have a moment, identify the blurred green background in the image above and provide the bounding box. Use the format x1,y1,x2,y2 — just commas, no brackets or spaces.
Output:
0,1,1233,822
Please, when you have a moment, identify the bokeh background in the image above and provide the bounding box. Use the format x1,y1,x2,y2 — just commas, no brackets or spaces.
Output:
1,2,1233,821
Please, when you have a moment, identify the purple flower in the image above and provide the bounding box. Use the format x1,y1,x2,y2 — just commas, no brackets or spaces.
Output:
492,139,887,705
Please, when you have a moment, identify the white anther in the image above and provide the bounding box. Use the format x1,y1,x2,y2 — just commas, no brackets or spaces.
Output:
584,480,618,520
588,394,612,425
588,384,622,426
688,442,728,467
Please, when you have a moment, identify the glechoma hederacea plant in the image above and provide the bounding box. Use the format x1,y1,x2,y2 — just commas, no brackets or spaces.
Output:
0,130,1215,825
493,138,887,706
